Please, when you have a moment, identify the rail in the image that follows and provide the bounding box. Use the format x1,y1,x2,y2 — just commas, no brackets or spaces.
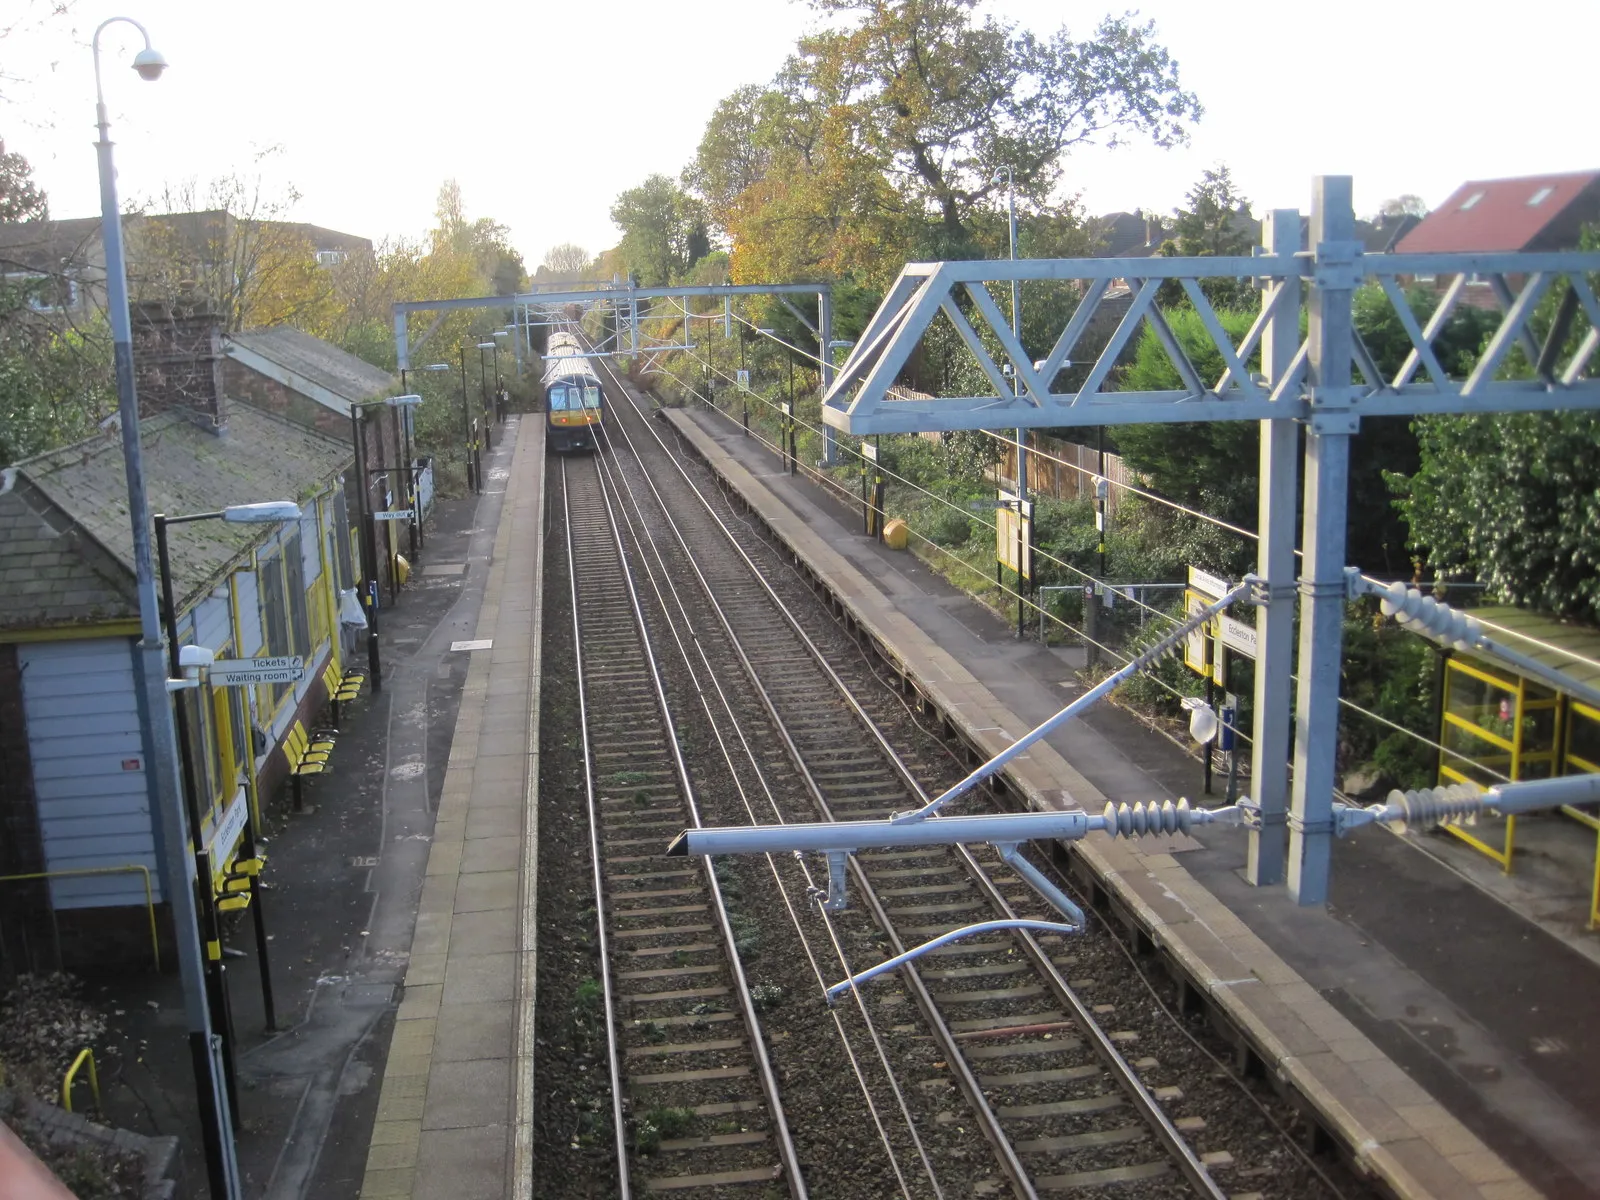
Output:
598,352,1231,1197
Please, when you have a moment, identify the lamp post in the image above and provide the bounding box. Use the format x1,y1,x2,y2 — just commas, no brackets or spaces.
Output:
458,346,479,494
154,503,299,1049
93,18,242,1198
348,404,385,690
475,340,496,450
396,364,450,560
491,330,507,420
991,165,1026,506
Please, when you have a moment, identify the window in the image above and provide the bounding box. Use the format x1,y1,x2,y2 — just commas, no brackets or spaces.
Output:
258,525,310,709
3,272,78,313
1459,191,1486,211
1527,186,1555,207
549,386,570,411
315,249,348,267
582,385,602,410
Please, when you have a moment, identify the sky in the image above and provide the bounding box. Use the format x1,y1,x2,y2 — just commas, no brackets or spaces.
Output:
6,0,1599,271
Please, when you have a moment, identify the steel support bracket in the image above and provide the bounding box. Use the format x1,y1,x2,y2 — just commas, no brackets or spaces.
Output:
1307,410,1360,434
1312,240,1365,290
1285,810,1337,835
820,850,850,912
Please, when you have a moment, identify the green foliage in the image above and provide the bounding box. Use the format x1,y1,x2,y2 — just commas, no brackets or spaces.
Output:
1398,410,1600,622
0,140,47,222
927,508,973,547
1156,165,1256,310
610,175,709,286
1340,607,1441,789
1112,306,1259,531
0,285,114,465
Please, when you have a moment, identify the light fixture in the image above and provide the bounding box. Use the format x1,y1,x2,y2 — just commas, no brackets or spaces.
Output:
221,501,301,524
422,363,451,372
476,341,496,349
384,393,423,408
1181,696,1218,745
131,46,167,80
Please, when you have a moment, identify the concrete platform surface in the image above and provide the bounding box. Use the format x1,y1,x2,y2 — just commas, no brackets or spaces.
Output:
660,402,1600,1200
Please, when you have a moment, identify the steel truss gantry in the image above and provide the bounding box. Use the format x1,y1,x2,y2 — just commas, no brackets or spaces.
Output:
817,175,1600,905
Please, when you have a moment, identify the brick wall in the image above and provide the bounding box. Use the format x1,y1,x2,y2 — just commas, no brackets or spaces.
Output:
133,303,228,432
0,644,58,976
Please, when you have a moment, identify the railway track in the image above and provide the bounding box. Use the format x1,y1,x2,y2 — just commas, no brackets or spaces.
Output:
558,454,803,1196
571,364,1235,1199
533,333,1353,1199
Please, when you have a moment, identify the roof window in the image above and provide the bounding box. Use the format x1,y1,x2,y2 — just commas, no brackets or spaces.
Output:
1527,186,1555,207
1459,191,1486,211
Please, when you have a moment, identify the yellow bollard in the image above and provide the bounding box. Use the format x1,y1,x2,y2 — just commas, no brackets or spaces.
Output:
882,518,909,550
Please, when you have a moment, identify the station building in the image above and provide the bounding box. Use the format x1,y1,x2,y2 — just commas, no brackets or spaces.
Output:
0,311,400,971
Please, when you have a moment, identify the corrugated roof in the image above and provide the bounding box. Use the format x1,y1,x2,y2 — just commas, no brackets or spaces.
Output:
226,326,394,411
1395,170,1600,254
1466,605,1600,697
0,405,350,632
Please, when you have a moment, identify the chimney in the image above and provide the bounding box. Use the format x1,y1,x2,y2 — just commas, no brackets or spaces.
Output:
1145,214,1159,248
132,301,228,434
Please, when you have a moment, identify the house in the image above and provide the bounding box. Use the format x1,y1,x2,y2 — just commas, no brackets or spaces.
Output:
0,210,371,321
0,314,362,970
1394,170,1600,303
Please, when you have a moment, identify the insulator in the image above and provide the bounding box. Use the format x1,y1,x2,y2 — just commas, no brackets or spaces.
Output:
1385,783,1483,834
1103,797,1192,838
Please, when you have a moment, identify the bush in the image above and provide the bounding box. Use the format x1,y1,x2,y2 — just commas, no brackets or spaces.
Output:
928,509,973,547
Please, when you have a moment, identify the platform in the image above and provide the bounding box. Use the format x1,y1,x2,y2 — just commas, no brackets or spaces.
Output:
359,417,546,1200
656,401,1600,1200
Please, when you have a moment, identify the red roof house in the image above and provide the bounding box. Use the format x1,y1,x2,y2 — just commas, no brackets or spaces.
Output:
1396,170,1600,254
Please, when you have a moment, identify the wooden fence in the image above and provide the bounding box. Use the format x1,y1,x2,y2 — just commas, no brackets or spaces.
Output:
996,434,1133,516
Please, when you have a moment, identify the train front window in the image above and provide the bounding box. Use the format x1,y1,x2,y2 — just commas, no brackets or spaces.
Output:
583,385,602,409
548,386,570,411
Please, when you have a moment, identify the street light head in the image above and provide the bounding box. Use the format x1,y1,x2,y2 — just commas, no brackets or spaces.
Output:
475,342,496,349
385,393,423,408
1181,696,1218,745
222,501,301,524
131,46,168,81
492,331,508,339
423,363,451,371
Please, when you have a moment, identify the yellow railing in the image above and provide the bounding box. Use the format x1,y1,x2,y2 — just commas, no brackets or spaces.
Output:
61,1048,100,1114
0,865,159,972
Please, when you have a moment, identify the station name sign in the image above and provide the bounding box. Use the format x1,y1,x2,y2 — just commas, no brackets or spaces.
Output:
209,655,305,687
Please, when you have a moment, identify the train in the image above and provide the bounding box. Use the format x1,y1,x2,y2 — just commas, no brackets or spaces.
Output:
542,330,605,452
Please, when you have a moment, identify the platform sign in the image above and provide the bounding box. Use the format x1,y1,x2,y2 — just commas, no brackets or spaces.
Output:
995,491,1032,580
1187,565,1230,601
373,509,415,522
861,440,878,464
1218,614,1258,659
206,793,250,876
210,655,305,687
1183,590,1211,676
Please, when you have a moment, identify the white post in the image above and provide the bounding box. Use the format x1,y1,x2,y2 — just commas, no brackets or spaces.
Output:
1247,210,1301,886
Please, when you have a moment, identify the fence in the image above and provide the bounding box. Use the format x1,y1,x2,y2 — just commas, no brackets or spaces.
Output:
996,435,1133,516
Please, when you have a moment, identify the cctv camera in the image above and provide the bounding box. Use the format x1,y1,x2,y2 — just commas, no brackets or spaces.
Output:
178,644,215,669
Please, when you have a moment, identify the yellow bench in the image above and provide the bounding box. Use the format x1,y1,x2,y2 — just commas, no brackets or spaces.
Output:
323,662,367,728
284,720,338,812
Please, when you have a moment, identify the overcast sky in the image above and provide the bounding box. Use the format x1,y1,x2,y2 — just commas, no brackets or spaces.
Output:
6,0,1598,270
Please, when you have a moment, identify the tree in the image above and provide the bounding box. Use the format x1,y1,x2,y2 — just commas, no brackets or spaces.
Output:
610,175,708,286
1156,165,1254,309
130,167,335,332
541,243,590,275
0,140,47,222
795,0,1200,248
1376,194,1429,220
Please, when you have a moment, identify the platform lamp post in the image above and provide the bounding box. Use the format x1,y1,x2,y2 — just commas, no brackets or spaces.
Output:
154,502,299,1052
396,364,451,559
379,393,424,574
475,340,496,450
93,17,243,1198
990,165,1026,507
457,346,479,495
491,330,507,420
